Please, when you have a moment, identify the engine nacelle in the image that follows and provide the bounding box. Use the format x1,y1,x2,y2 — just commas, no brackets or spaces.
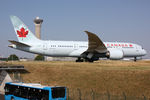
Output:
107,49,124,60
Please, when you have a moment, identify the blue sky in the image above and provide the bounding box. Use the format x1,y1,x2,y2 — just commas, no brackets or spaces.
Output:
0,0,150,58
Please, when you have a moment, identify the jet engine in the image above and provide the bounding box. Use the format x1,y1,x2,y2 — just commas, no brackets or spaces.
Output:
106,49,124,60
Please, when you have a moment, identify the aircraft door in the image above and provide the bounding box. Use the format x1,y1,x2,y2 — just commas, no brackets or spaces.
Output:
43,43,48,55
135,45,139,52
74,44,79,50
43,44,48,50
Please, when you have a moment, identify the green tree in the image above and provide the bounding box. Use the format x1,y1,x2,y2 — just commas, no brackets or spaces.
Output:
8,54,19,61
34,55,45,61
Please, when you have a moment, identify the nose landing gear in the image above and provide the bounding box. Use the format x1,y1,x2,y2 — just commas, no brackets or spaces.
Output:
134,57,137,62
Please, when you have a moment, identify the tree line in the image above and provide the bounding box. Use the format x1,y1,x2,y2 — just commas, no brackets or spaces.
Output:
0,54,45,61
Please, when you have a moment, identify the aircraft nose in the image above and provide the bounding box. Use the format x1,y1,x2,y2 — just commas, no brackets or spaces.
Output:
143,49,147,56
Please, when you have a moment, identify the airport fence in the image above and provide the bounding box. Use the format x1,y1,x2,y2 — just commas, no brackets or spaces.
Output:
67,88,149,100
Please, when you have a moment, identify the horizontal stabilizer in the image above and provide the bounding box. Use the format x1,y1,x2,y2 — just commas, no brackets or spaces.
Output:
8,40,31,47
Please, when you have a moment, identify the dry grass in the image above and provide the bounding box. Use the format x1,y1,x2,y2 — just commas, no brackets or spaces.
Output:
4,60,150,97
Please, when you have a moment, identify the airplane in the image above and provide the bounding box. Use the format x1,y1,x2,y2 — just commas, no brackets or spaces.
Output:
9,16,147,62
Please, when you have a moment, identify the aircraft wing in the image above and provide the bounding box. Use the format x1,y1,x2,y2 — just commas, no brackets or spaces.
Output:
84,31,107,53
8,40,31,47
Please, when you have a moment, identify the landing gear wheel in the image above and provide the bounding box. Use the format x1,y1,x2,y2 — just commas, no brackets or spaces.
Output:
134,57,137,62
76,57,83,62
88,59,94,62
84,58,94,62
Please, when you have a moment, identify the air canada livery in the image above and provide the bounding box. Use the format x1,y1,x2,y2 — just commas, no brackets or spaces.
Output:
9,16,147,62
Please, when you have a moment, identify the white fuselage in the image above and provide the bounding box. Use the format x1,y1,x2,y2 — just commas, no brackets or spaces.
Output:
17,40,146,58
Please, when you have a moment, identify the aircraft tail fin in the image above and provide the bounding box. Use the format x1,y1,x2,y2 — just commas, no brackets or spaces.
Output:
10,16,40,43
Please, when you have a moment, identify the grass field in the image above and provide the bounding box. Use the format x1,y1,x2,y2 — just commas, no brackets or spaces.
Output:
4,60,150,98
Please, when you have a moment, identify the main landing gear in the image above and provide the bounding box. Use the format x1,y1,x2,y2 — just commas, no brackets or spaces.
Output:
76,57,94,62
76,57,83,62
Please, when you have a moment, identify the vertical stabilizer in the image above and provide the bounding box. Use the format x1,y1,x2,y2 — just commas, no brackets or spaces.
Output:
10,16,40,43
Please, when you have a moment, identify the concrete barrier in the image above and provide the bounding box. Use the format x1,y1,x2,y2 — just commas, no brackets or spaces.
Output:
0,70,12,94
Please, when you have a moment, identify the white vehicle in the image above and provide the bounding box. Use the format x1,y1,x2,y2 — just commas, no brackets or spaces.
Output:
9,16,147,62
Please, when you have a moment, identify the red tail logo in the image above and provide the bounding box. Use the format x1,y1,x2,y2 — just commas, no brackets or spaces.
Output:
17,27,28,38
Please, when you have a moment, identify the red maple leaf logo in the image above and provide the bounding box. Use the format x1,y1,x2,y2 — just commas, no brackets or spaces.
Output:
17,27,28,38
